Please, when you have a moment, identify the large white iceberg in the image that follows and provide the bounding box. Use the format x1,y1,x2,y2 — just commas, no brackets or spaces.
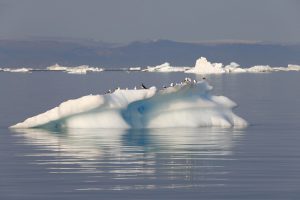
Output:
10,80,247,129
185,57,225,74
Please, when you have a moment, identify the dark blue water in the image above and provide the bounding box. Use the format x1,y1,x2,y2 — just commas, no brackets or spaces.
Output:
1,72,300,199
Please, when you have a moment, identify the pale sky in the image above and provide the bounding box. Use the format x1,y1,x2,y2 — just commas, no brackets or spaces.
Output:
0,0,299,43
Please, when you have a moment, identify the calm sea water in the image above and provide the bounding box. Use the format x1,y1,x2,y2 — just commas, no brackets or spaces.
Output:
1,71,300,200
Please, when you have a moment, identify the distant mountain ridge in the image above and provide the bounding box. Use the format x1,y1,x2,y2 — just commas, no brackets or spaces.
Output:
0,39,299,68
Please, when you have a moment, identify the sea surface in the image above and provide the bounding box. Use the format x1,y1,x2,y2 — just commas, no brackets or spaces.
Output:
1,71,300,200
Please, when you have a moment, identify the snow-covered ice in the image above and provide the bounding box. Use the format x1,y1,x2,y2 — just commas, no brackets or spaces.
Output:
185,57,225,74
10,80,247,129
1,57,299,74
129,67,142,71
1,67,32,73
47,64,103,74
274,64,300,72
185,57,300,74
143,57,300,74
246,65,274,73
143,62,191,72
287,64,300,71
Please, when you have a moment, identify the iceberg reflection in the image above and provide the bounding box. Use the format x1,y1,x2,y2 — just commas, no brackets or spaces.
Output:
11,127,244,190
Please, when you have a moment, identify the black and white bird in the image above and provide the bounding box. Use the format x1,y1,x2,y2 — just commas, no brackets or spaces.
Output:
105,89,112,94
141,83,148,89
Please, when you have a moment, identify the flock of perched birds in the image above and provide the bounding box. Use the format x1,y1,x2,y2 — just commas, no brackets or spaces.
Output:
105,77,206,94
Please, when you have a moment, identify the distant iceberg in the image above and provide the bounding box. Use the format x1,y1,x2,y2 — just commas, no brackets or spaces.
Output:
0,67,32,73
47,64,103,74
10,80,247,129
185,57,225,74
143,57,300,74
2,57,299,74
143,62,191,72
287,64,300,71
185,57,300,74
129,67,142,71
273,64,300,72
46,64,68,71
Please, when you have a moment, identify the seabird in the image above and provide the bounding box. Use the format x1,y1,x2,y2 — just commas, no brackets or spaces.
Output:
105,89,112,94
141,83,148,89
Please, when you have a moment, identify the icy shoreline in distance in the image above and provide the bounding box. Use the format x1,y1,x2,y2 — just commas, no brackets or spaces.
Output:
185,57,300,74
47,64,104,74
142,62,191,72
10,80,247,129
1,57,300,74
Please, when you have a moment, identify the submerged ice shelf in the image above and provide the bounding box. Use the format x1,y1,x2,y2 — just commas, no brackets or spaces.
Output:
10,80,247,129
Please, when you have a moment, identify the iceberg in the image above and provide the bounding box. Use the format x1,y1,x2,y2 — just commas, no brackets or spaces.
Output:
1,57,299,74
224,62,246,73
185,57,300,74
1,67,32,73
246,65,274,73
185,57,225,74
129,67,142,71
47,64,68,71
143,62,191,72
286,64,300,71
47,64,103,74
10,80,247,129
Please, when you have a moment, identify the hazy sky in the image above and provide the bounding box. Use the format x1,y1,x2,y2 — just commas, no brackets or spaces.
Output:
0,0,300,43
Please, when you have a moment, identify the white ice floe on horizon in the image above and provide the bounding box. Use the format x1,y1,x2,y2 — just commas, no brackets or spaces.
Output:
287,64,300,71
273,64,300,72
224,62,246,73
10,80,247,129
1,57,300,74
246,65,274,73
129,67,142,71
1,67,32,73
143,62,191,72
185,57,300,74
47,64,68,71
47,64,103,74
